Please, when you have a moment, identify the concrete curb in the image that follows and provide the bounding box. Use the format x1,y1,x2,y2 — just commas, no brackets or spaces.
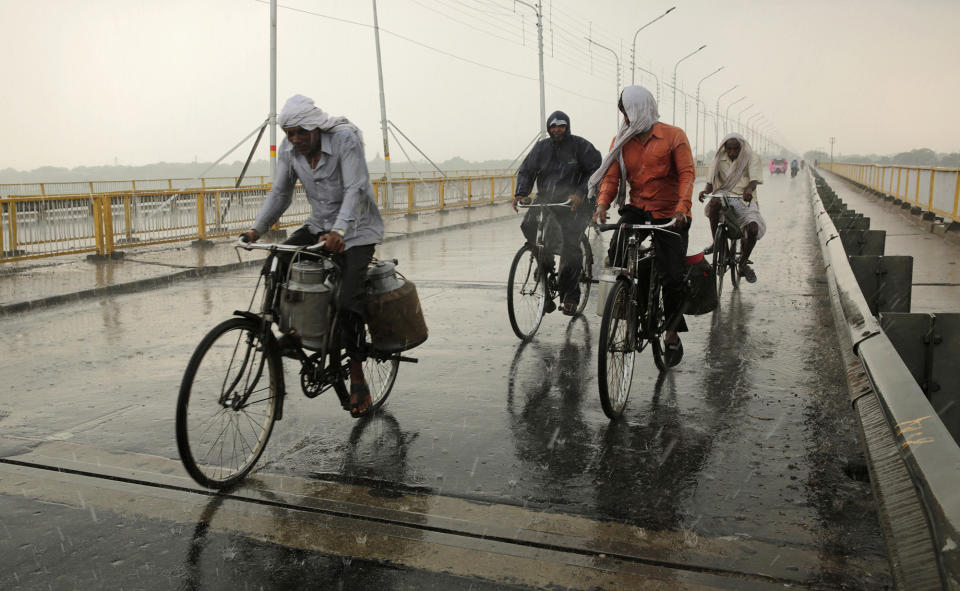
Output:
811,168,960,589
0,206,518,316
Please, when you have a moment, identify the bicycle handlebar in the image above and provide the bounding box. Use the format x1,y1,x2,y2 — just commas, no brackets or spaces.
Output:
517,198,572,209
235,239,329,254
701,192,745,201
596,218,677,233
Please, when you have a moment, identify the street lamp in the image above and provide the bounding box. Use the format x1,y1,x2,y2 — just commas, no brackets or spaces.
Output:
723,96,745,136
694,66,723,160
586,36,621,126
630,7,676,84
737,104,754,135
634,64,660,103
672,44,706,124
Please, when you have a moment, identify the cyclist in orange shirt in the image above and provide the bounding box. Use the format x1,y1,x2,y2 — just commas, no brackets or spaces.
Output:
590,85,695,367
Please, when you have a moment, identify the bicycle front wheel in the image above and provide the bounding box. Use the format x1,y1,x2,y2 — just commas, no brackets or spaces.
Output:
575,234,593,315
507,244,546,340
598,279,636,419
647,270,668,372
176,317,280,489
729,238,741,290
712,227,728,298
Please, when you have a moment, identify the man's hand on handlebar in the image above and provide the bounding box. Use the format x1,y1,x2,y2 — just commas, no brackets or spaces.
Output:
319,231,344,253
512,195,531,213
240,229,260,243
672,210,688,228
568,193,582,211
698,183,714,203
592,203,609,224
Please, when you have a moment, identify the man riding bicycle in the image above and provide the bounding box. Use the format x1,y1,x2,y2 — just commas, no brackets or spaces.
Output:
698,133,765,283
590,85,695,367
241,94,384,418
513,110,601,316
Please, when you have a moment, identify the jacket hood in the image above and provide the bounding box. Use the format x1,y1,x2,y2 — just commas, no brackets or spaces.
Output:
546,110,571,138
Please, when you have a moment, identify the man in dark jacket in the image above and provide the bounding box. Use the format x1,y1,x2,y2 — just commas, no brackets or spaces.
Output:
513,110,602,315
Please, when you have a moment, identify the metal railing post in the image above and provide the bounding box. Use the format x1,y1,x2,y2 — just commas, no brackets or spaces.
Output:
467,179,473,207
92,196,105,256
953,171,960,218
439,180,445,210
124,194,133,242
490,177,495,204
197,191,207,240
407,181,415,213
928,168,935,211
101,195,115,254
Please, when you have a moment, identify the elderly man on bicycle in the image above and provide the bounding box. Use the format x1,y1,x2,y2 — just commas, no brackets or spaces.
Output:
698,133,765,283
590,85,695,367
241,94,384,418
512,110,602,316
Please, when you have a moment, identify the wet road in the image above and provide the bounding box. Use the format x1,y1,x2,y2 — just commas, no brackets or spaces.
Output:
0,173,892,589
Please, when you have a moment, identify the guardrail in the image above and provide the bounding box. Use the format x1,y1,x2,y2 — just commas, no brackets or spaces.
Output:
810,168,960,590
0,170,516,199
824,161,960,223
0,173,516,262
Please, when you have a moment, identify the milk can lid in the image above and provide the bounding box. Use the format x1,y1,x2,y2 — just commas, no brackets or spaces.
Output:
366,260,397,280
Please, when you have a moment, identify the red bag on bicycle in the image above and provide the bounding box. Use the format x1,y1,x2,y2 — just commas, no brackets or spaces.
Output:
682,252,717,315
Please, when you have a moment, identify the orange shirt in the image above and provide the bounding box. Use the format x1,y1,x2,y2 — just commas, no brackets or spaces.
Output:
596,122,695,219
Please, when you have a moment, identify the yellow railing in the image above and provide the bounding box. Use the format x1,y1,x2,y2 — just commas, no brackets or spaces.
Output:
824,162,960,222
0,174,516,262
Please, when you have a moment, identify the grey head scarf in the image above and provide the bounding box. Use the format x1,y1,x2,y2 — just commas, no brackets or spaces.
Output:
709,132,753,192
278,94,363,144
587,85,660,207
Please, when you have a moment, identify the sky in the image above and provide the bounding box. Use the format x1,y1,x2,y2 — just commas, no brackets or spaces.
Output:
1,0,959,172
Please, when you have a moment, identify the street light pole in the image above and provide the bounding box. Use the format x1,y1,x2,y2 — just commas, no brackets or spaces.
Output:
724,96,745,136
737,104,754,135
714,84,737,150
514,0,546,138
694,66,723,161
746,112,762,148
672,44,706,124
634,64,660,103
586,36,621,126
269,0,277,176
630,7,676,84
372,0,392,186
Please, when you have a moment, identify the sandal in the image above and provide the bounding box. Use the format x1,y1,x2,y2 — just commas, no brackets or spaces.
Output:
561,300,578,316
349,383,372,418
664,339,683,368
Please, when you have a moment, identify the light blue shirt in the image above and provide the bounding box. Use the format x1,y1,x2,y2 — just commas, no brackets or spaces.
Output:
252,127,384,248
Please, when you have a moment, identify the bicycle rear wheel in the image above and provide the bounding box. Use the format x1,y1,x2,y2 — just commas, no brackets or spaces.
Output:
575,234,593,315
507,243,546,340
712,226,728,298
729,238,741,290
598,279,636,419
177,317,280,489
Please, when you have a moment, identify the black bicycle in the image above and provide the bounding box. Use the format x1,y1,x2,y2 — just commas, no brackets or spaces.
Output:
596,219,676,419
175,241,414,489
703,192,745,297
507,199,594,340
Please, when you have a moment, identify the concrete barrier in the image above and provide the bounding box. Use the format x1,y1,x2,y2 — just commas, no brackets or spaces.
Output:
811,168,960,590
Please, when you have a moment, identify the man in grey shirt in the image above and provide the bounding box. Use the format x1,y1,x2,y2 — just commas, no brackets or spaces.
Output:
242,94,384,417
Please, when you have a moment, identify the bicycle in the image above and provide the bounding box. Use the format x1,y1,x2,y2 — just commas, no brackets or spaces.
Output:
595,218,677,419
702,192,745,297
506,199,594,340
175,240,416,489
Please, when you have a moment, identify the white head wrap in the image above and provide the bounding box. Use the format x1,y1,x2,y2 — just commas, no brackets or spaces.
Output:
709,132,752,192
278,94,362,142
587,86,660,206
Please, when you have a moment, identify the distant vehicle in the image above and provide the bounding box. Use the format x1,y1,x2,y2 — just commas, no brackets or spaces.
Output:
769,158,787,174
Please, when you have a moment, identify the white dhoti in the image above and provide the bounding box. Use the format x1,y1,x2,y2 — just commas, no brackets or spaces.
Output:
707,197,766,240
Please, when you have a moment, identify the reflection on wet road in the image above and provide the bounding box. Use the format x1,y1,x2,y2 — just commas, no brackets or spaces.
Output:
0,174,891,589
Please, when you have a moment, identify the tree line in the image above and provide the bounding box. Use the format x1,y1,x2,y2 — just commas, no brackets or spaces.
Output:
803,148,960,167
